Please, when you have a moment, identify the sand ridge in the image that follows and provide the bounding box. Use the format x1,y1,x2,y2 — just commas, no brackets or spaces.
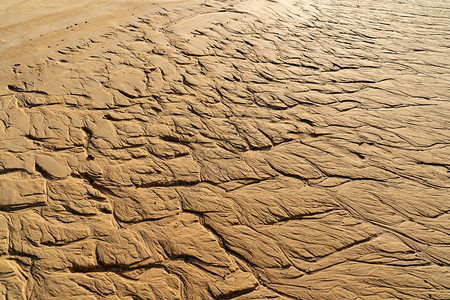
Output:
0,0,449,299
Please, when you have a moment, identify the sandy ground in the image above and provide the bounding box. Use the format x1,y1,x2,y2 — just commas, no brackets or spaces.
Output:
0,0,449,299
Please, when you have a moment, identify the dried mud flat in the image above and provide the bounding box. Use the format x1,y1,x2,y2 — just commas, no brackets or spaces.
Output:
0,0,449,299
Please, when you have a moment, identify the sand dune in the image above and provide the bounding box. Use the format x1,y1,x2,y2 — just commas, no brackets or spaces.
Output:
1,0,449,299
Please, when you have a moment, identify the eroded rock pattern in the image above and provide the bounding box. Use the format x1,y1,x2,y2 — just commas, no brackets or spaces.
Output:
1,0,449,299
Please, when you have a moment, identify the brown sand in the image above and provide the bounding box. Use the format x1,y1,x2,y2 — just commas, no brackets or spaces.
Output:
0,0,449,299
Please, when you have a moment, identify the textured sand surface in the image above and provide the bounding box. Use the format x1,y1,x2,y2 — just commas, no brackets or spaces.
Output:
1,0,449,299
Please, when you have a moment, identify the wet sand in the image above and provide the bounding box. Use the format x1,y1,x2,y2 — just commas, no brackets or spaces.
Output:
0,0,449,299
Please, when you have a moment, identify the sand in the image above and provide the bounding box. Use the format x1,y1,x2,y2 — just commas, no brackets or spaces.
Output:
0,0,449,299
